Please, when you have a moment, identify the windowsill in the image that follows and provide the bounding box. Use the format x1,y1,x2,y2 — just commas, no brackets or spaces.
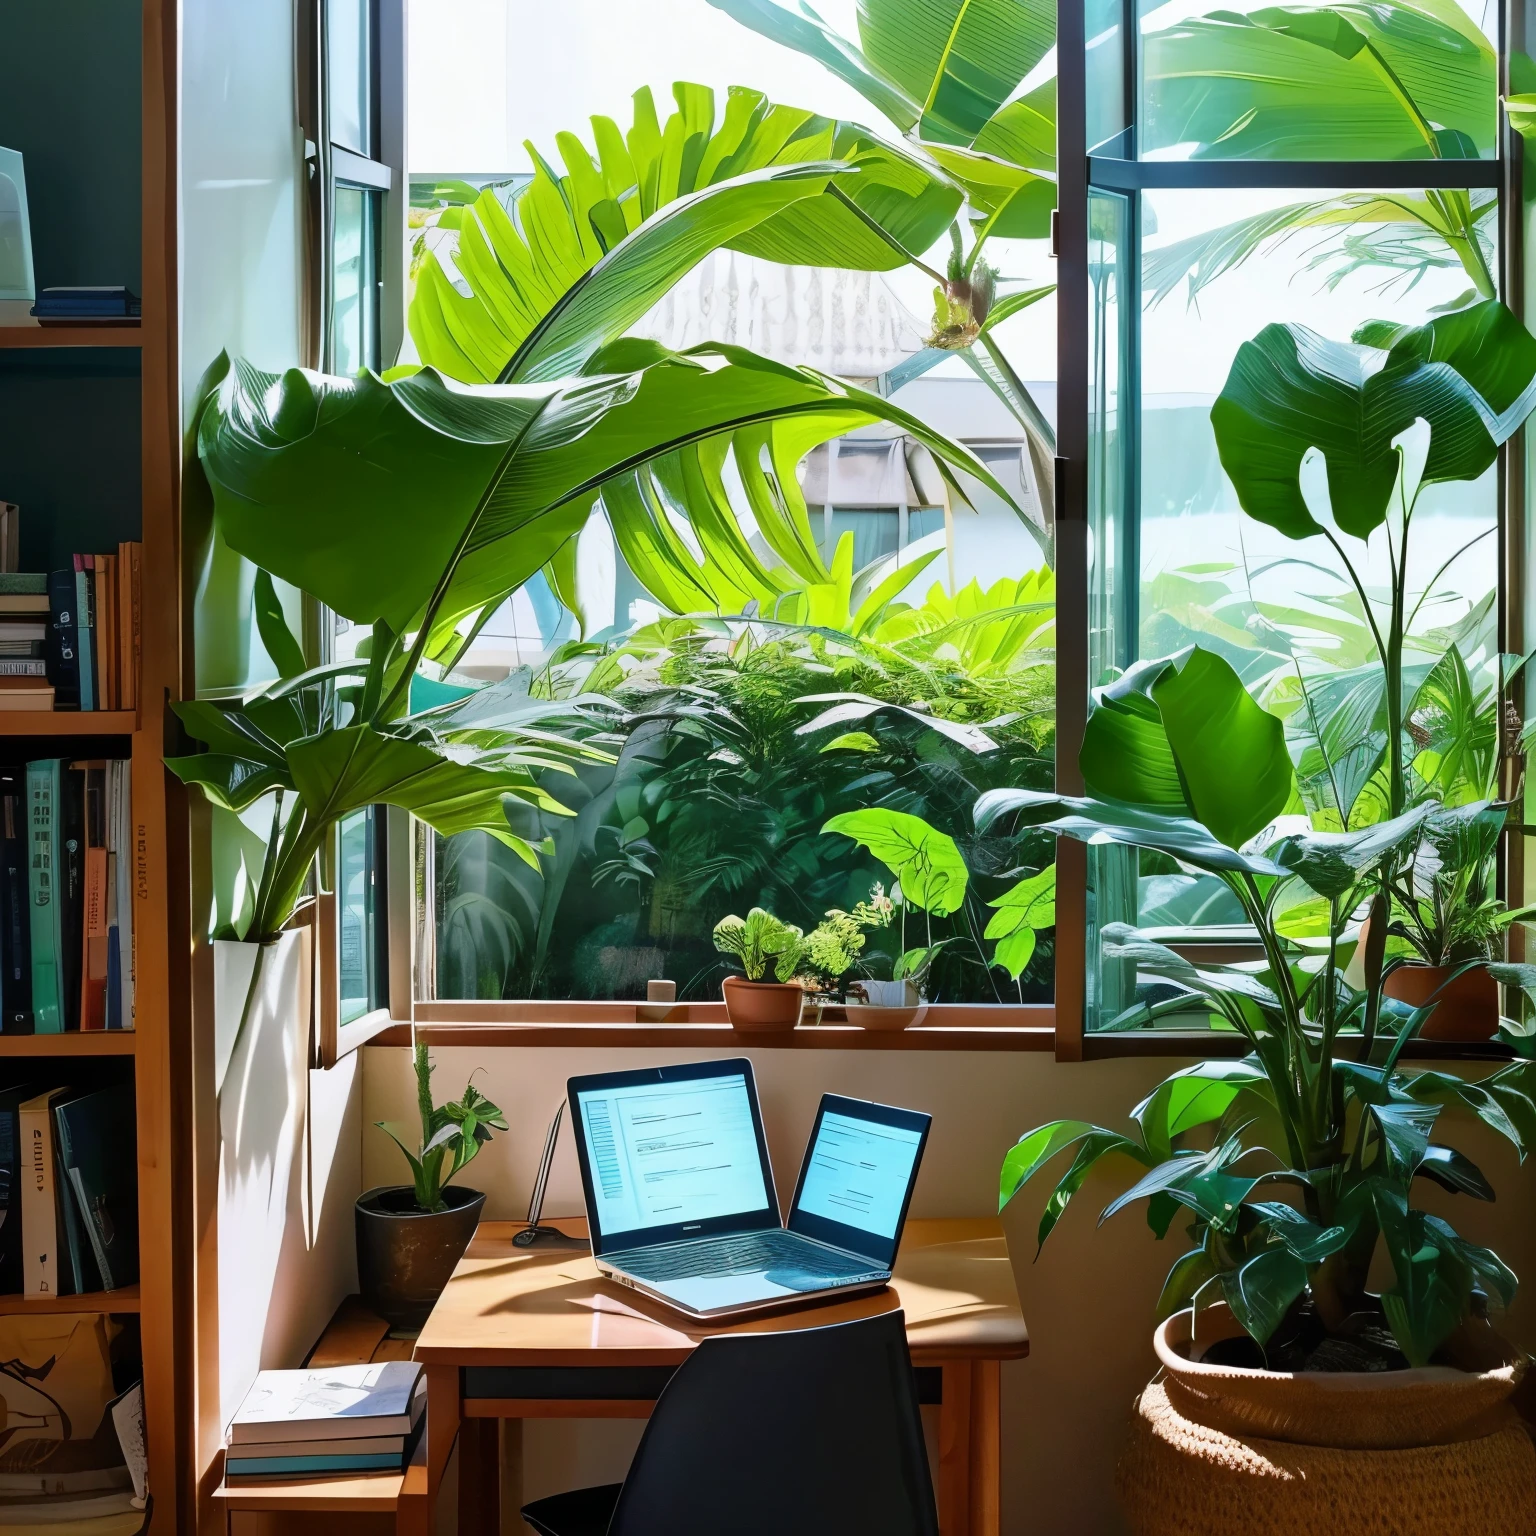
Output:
370,1000,1056,1051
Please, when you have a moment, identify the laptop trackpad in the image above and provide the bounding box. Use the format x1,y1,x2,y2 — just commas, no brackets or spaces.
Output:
649,1273,802,1312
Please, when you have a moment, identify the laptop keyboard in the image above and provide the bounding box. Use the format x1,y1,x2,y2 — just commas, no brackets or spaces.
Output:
613,1230,886,1287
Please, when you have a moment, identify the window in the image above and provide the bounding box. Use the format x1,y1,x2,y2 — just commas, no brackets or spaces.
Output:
1060,0,1506,1041
338,806,384,1024
304,0,404,374
404,7,1058,1016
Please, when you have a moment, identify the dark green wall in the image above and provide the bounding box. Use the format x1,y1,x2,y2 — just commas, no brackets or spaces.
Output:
0,2,143,563
0,1,141,292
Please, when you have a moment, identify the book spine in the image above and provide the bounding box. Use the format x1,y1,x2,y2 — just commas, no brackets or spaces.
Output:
128,544,141,714
73,564,94,712
53,1105,101,1293
0,505,15,574
26,762,60,1033
21,1098,60,1297
58,766,83,1031
0,1098,22,1292
0,660,49,676
117,761,133,1028
81,843,107,1030
45,571,79,711
1,788,29,1033
117,543,134,711
94,557,112,711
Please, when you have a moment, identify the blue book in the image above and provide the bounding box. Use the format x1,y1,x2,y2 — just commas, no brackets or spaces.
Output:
73,569,93,712
226,1450,407,1477
25,761,61,1033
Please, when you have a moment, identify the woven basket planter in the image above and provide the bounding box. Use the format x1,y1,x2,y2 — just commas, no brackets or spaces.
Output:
1118,1306,1536,1535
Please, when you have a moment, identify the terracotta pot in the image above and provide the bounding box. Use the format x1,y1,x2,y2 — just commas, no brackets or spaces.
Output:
1117,1304,1536,1535
356,1184,485,1334
1386,961,1499,1042
721,975,804,1031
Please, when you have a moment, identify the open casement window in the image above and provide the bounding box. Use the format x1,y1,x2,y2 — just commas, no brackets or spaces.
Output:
1055,0,1515,1057
300,0,407,1057
300,0,405,374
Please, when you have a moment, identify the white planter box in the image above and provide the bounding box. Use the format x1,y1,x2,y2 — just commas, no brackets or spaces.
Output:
213,930,311,1429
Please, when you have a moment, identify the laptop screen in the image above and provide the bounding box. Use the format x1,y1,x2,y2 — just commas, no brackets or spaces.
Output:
568,1060,778,1254
788,1095,932,1266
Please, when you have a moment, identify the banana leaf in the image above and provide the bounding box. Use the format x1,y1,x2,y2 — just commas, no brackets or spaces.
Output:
196,340,1024,639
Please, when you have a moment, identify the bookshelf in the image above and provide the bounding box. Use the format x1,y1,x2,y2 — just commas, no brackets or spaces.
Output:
0,2,183,1532
0,330,144,350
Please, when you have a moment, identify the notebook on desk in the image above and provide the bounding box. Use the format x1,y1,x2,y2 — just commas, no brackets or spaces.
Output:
567,1058,931,1320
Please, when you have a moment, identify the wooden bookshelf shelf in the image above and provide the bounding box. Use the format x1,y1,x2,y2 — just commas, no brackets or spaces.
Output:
0,712,137,735
0,327,143,349
0,1285,140,1314
0,1032,135,1055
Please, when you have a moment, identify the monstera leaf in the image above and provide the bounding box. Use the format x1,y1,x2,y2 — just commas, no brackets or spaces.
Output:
409,82,961,385
195,341,1023,640
1211,300,1536,543
1078,647,1294,851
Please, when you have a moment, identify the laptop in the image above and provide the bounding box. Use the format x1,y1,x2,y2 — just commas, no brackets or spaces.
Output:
567,1058,931,1320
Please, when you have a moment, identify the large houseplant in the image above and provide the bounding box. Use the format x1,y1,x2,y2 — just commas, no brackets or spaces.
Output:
982,642,1536,1525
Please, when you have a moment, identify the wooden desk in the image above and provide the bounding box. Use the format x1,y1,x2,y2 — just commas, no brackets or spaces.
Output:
414,1217,1028,1535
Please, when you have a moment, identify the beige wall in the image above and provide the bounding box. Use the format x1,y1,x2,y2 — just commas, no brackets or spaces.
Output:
358,1042,1536,1534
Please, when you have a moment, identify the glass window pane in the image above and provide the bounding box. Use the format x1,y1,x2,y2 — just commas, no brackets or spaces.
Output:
1138,4,1496,161
332,185,381,374
1085,0,1126,151
338,807,378,1024
328,0,373,156
829,509,899,568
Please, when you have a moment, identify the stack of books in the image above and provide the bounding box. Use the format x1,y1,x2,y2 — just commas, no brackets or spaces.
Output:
227,1362,426,1482
48,549,142,713
30,287,141,326
0,577,51,711
0,1081,140,1297
0,757,135,1034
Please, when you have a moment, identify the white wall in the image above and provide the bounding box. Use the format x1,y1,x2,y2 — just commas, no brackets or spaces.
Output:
181,0,365,1468
361,1042,1536,1534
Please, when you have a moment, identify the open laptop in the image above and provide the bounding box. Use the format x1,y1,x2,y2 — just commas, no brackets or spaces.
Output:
567,1058,931,1320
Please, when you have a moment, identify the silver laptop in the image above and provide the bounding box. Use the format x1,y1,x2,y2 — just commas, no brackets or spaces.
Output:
567,1059,931,1320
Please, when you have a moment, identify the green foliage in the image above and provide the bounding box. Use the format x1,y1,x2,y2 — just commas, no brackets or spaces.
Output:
800,886,895,988
713,906,806,981
822,808,969,916
990,644,1533,1366
407,81,962,385
377,1043,508,1213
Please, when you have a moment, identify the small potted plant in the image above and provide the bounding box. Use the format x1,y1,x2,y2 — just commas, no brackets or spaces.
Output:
713,908,807,1030
1380,804,1533,1040
356,1043,507,1333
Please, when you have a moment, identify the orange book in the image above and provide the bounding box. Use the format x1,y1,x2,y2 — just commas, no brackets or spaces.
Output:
90,558,109,711
117,542,135,711
79,763,109,1030
128,543,142,711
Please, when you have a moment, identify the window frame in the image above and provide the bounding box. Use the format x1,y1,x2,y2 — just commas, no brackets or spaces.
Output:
1053,0,1523,1062
299,0,407,1061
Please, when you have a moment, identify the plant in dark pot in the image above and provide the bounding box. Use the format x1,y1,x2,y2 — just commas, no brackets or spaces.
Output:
982,640,1536,1531
357,1043,507,1334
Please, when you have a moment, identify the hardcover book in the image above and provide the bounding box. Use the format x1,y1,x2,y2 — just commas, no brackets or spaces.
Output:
230,1362,424,1444
19,1086,71,1296
25,761,61,1033
46,570,79,711
54,1085,136,1290
0,1083,35,1292
1,769,32,1031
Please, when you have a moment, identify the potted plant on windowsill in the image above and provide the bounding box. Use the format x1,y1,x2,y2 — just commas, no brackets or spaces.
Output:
986,642,1536,1528
713,908,808,1030
358,1042,507,1334
1376,803,1535,1041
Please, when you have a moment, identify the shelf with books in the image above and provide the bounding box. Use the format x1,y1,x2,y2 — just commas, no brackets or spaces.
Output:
0,1031,135,1055
0,328,144,350
0,713,136,735
0,1283,140,1314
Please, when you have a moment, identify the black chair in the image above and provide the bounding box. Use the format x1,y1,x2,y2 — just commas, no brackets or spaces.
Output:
520,1309,938,1536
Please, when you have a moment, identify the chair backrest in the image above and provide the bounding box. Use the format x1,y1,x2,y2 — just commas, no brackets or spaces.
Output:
608,1309,938,1536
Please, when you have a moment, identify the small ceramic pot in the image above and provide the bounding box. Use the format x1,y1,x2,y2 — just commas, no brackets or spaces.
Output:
356,1184,485,1334
721,975,804,1031
1385,962,1498,1042
846,979,926,1031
